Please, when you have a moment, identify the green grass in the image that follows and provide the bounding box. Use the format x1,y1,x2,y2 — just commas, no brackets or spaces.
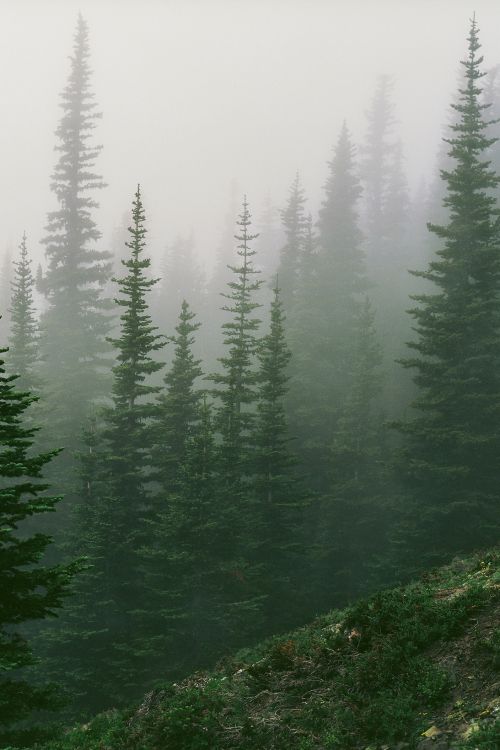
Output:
33,549,500,750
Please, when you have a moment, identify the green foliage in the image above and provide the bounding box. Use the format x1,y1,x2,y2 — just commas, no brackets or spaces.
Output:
8,234,39,393
34,550,500,750
211,196,262,476
287,123,370,491
152,299,202,492
253,283,308,632
458,719,500,749
0,341,79,747
395,17,500,570
38,14,112,460
276,173,308,309
34,187,165,719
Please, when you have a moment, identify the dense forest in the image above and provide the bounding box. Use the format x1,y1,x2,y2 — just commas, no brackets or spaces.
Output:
1,8,500,748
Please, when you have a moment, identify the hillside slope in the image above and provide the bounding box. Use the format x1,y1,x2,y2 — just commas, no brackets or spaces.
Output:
35,550,499,750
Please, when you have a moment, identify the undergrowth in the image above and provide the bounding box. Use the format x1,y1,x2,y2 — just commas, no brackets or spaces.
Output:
32,549,499,750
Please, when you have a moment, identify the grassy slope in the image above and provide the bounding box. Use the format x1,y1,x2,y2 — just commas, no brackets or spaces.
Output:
36,550,500,750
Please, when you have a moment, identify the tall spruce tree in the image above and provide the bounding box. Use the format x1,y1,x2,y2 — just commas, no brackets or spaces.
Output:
8,233,39,392
396,17,500,569
0,336,78,747
208,197,266,640
254,282,307,631
153,300,202,492
144,397,236,678
0,248,13,347
95,185,164,700
319,297,386,603
288,124,368,491
152,237,206,367
361,76,412,419
211,197,263,478
38,187,165,717
276,173,307,310
39,14,111,463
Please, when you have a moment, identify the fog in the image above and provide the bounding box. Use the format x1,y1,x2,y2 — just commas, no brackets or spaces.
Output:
1,0,499,272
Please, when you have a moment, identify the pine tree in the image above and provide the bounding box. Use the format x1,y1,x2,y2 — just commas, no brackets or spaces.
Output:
362,75,397,258
38,14,112,461
152,236,206,367
38,187,165,717
153,299,202,492
256,194,282,282
288,124,368,490
276,173,307,310
95,185,165,698
319,298,386,602
208,197,266,641
0,336,78,746
361,76,412,419
211,197,263,478
254,282,307,631
143,397,234,678
396,17,500,569
0,248,13,347
8,233,39,392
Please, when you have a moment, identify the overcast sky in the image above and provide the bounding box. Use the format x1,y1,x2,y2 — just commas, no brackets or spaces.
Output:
1,0,500,272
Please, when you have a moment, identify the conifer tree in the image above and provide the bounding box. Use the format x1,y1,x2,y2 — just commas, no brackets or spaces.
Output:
153,236,206,367
288,124,368,490
95,185,164,694
361,76,413,418
254,282,306,631
320,298,386,601
153,300,202,492
396,17,500,568
38,187,165,716
143,397,234,678
0,336,78,746
39,14,111,460
8,233,39,392
276,173,307,310
256,194,282,282
208,197,266,640
0,248,13,347
211,197,263,478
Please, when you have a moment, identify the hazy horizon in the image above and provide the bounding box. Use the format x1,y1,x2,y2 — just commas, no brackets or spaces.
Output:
1,0,500,275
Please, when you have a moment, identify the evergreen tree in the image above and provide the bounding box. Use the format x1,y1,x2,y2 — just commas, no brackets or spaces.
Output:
152,236,206,367
0,336,78,746
211,197,263,478
143,397,233,678
361,76,412,419
38,14,112,462
153,299,202,492
94,185,165,699
396,17,500,569
38,187,165,717
8,233,39,392
361,75,397,258
208,197,266,640
276,173,307,310
288,124,368,490
254,282,306,631
0,248,13,347
256,193,282,282
319,298,386,602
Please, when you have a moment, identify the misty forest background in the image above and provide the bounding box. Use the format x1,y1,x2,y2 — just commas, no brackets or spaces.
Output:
1,6,500,746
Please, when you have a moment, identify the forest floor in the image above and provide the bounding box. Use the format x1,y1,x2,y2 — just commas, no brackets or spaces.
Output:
35,549,499,750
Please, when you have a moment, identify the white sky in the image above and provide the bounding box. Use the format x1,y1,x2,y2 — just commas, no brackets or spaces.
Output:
0,0,499,271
